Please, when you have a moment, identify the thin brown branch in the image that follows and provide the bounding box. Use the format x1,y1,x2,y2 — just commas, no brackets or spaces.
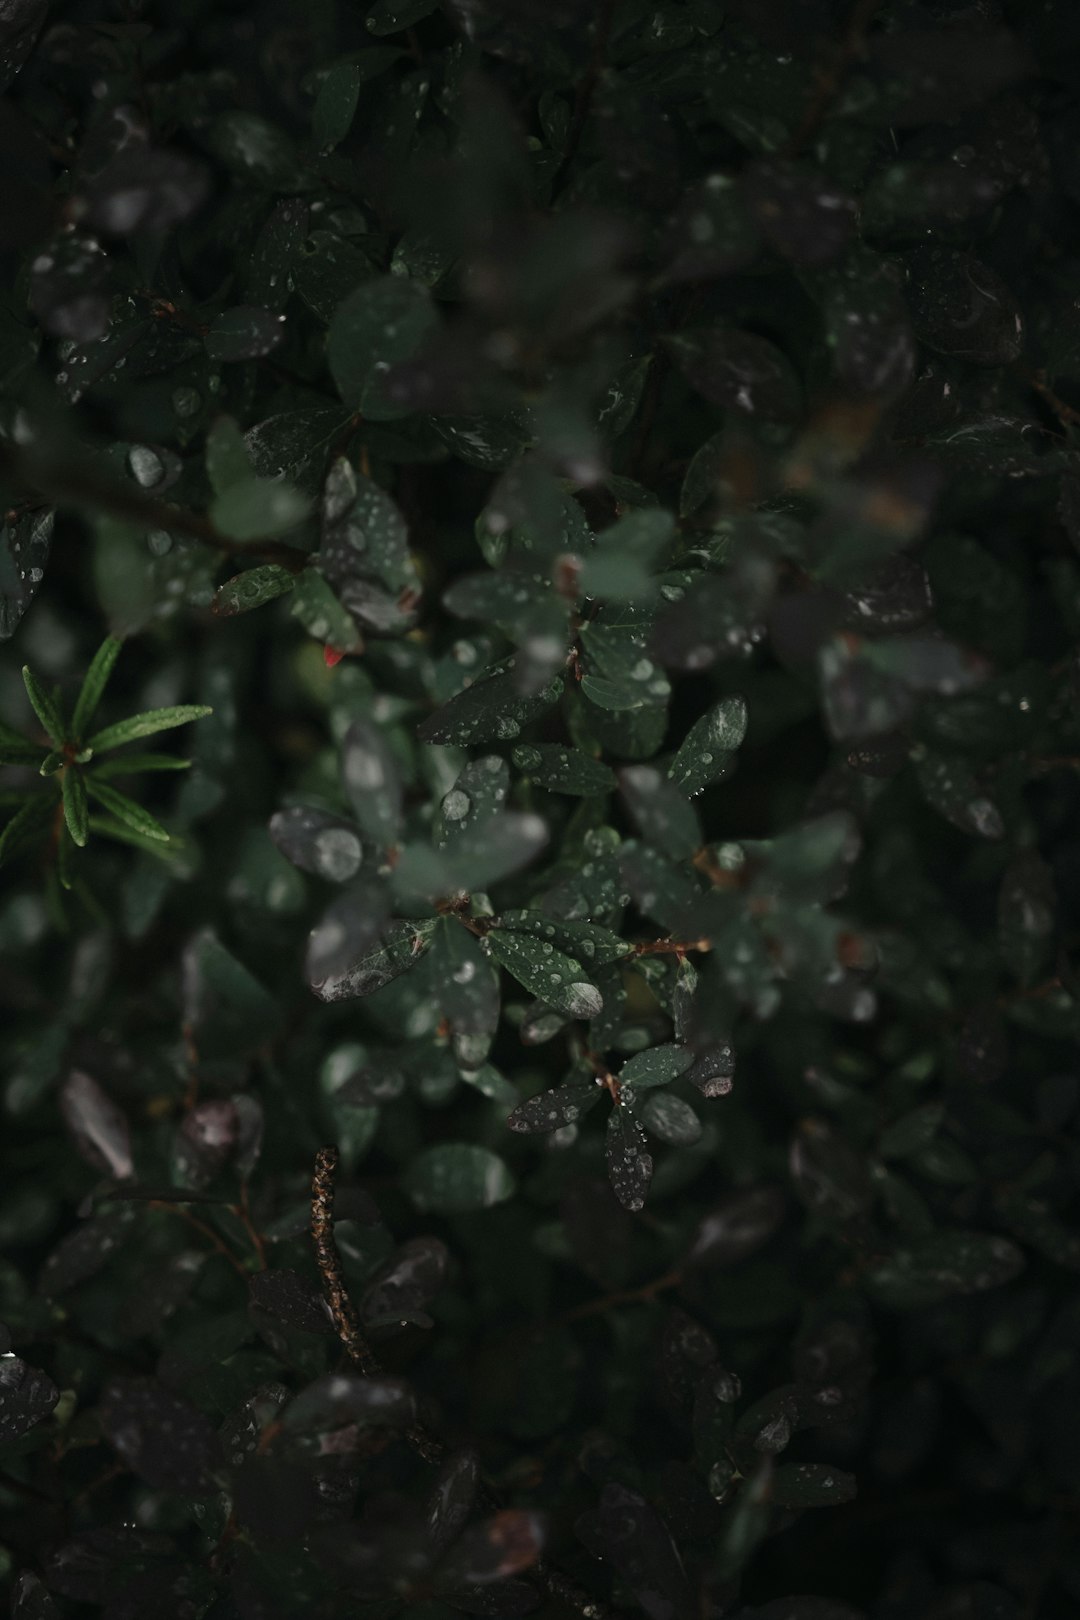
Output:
147,1200,249,1278
311,1146,382,1376
231,1180,268,1270
560,1267,683,1323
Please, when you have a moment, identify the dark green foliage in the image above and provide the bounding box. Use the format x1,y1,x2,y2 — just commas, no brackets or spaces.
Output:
3,2,1080,1618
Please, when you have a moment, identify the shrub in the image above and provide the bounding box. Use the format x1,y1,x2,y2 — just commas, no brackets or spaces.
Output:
2,1,1079,1617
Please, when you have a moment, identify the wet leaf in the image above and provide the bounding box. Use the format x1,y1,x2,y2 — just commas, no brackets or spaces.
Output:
606,1105,653,1212
484,927,603,1020
511,743,615,796
0,510,53,639
269,806,364,881
507,1076,602,1133
0,1354,59,1444
668,696,748,796
308,912,433,1002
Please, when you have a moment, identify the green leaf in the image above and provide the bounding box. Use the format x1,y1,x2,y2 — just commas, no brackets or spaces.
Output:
641,1091,702,1145
213,564,297,617
417,664,564,747
61,768,89,848
210,479,311,542
511,743,616,796
580,510,674,603
183,928,281,1059
39,749,64,776
484,928,603,1020
327,276,439,418
0,719,40,766
620,1043,693,1089
310,915,437,1002
606,1104,653,1211
494,910,630,967
290,568,363,652
341,716,403,850
86,705,213,755
312,63,360,151
90,753,193,778
619,766,701,860
85,778,170,842
206,415,254,495
506,1076,602,1134
404,1143,515,1214
668,696,748,796
71,636,124,741
22,665,65,744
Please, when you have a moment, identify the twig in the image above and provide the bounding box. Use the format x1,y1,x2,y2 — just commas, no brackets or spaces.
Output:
231,1180,268,1270
309,1149,616,1618
561,1267,683,1322
147,1200,249,1278
780,0,881,160
311,1146,382,1376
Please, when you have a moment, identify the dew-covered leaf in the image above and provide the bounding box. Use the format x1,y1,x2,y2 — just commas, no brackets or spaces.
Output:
484,928,603,1020
605,1105,653,1212
269,806,363,881
494,910,630,968
620,1044,693,1089
308,912,433,1002
507,1076,602,1134
360,1236,449,1329
511,743,615,796
668,696,748,796
404,1143,515,1214
0,1354,59,1444
417,663,564,746
0,510,53,639
213,564,296,617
